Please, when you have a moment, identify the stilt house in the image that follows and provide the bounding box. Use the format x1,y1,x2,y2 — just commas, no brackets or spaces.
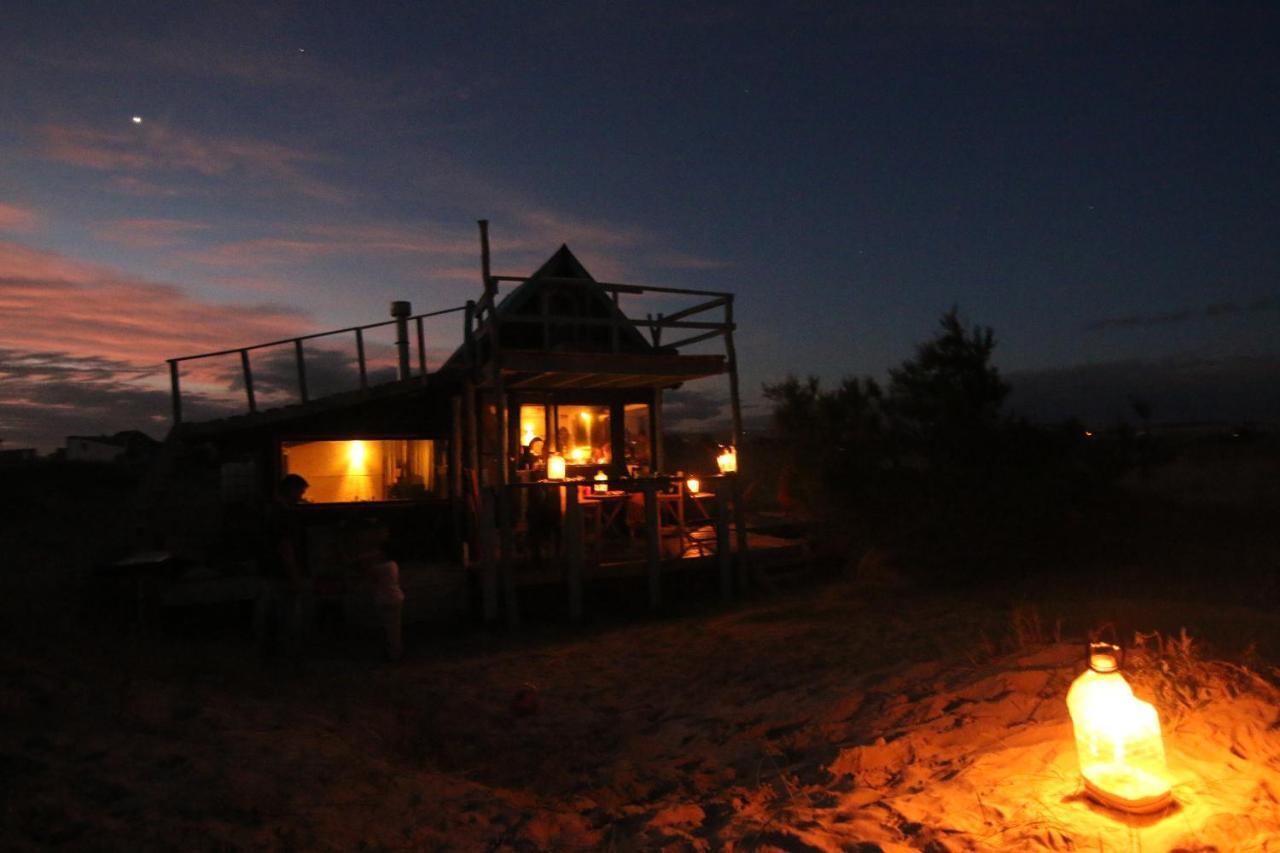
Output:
150,222,791,623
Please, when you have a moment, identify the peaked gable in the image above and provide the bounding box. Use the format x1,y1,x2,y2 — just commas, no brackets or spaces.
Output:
491,245,652,354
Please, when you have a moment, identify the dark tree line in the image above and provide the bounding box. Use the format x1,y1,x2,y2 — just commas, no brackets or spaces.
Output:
762,309,1121,581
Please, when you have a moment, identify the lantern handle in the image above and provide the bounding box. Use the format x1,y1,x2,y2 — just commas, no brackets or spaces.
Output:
1086,640,1124,673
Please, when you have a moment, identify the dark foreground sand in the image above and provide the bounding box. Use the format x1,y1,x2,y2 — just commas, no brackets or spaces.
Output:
4,582,1280,851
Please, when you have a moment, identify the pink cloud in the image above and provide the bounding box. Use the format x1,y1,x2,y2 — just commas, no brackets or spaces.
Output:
93,218,210,249
187,222,479,268
0,203,41,234
39,122,353,203
0,240,311,367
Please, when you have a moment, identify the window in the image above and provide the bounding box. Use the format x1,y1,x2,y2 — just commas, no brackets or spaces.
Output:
555,405,611,464
623,403,652,470
281,439,441,503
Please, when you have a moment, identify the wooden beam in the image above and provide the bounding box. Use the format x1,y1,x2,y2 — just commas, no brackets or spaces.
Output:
416,315,427,378
716,482,732,600
658,295,729,325
355,327,368,389
168,360,182,424
480,487,498,622
488,273,730,299
240,349,256,413
565,485,583,622
723,297,750,582
664,328,728,349
498,349,725,379
643,481,661,609
294,339,308,403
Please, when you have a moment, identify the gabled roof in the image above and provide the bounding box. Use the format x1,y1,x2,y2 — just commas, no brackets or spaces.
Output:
443,244,727,389
486,244,653,354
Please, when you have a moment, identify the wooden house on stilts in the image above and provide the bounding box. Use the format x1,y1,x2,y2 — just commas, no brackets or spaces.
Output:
148,222,801,625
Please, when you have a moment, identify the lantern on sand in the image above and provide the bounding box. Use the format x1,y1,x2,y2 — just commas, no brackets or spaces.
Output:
593,470,609,494
1066,641,1172,814
716,446,737,474
546,453,566,481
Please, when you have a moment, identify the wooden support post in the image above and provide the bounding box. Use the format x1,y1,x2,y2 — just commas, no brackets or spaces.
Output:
565,484,583,622
168,360,182,424
643,481,661,610
355,328,368,389
464,300,477,370
480,487,498,623
464,380,481,565
651,388,664,472
451,396,464,558
416,315,427,378
392,301,412,381
723,298,750,577
240,349,256,413
294,339,308,403
716,481,733,600
498,485,519,629
479,219,491,284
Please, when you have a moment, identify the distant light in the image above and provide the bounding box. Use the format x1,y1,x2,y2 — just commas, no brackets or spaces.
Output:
1084,430,1094,438
131,116,143,124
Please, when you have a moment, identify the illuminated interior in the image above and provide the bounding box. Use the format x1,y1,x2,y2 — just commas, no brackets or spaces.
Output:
281,439,437,503
557,405,611,464
519,405,547,453
624,403,651,469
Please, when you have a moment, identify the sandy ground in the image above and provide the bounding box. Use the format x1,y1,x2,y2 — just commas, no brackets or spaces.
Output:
4,584,1280,851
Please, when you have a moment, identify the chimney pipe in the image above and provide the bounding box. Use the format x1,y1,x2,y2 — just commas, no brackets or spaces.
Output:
391,300,412,380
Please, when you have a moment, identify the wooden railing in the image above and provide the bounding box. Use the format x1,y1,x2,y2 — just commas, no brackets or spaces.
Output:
166,305,466,424
475,274,736,353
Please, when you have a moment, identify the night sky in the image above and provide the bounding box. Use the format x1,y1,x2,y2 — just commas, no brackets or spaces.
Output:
3,2,1279,451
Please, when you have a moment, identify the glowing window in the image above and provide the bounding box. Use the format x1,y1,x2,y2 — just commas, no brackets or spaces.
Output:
623,404,651,470
281,439,439,503
555,405,611,465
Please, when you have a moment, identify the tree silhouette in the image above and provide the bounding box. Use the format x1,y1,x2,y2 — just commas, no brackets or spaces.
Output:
885,307,1009,459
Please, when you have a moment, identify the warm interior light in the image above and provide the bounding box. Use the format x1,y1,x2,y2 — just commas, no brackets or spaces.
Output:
594,470,609,493
686,477,700,494
546,453,566,481
580,412,592,423
1066,643,1172,814
569,446,590,464
348,439,367,470
716,446,737,474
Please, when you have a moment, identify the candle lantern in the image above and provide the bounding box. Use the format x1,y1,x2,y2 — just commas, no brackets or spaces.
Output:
593,470,609,494
716,445,737,474
686,477,700,495
547,452,566,481
1066,641,1172,814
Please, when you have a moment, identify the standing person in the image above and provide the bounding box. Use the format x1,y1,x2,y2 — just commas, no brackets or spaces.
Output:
257,474,310,659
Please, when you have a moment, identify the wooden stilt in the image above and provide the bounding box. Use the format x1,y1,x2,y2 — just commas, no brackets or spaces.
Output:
565,484,583,621
498,485,519,628
716,481,733,600
723,298,750,584
480,487,498,623
644,481,661,609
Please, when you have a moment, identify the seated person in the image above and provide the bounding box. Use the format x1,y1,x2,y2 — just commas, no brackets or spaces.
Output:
519,436,545,471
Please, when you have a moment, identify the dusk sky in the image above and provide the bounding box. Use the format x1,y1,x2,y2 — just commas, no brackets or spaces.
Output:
3,2,1279,451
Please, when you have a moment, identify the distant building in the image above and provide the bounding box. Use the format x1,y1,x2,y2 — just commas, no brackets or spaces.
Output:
0,446,38,465
65,430,160,464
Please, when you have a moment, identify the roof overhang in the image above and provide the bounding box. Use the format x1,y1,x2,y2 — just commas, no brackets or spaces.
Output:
495,349,726,390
